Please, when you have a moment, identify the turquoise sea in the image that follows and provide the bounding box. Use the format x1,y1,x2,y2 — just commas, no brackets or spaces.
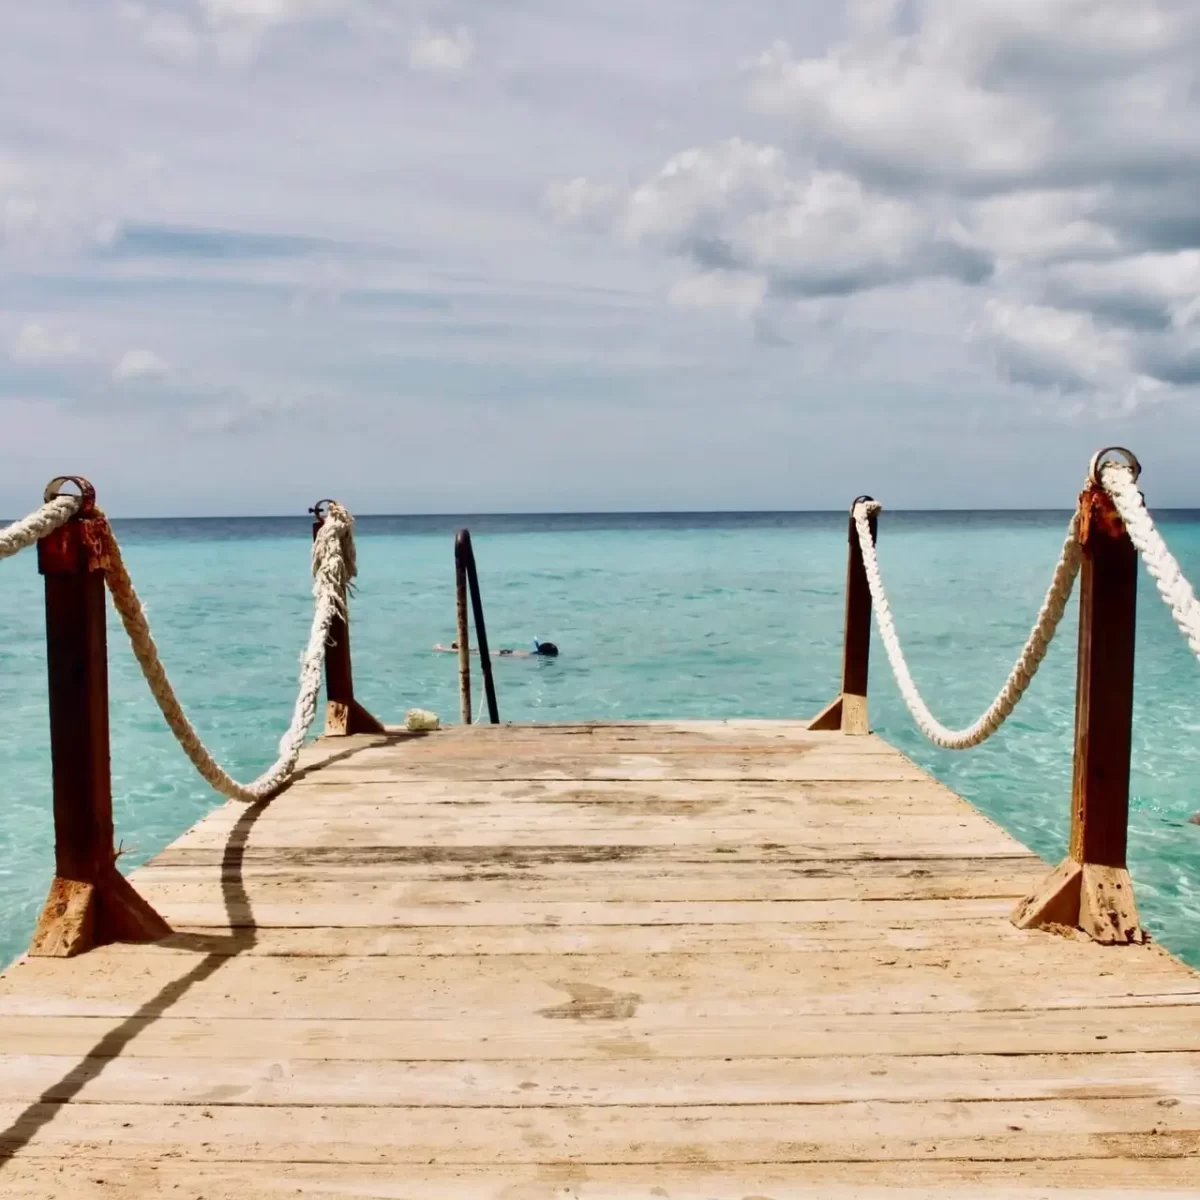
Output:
2,511,1199,968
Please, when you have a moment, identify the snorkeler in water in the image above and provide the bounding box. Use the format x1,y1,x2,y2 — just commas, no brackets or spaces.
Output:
434,639,559,658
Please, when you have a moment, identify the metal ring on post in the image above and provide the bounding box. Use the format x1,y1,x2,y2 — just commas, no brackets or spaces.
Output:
43,476,96,515
308,498,334,522
1089,447,1141,487
849,494,875,515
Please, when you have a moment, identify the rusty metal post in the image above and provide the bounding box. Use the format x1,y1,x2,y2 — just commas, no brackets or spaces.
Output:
30,477,171,958
811,496,877,735
455,549,472,724
310,500,385,738
1012,449,1146,944
455,530,499,724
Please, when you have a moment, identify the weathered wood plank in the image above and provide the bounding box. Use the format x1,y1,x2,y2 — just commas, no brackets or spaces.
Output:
4,1157,1200,1200
3,1097,1200,1163
3,1005,1197,1060
89,919,1087,956
3,1050,1198,1107
1,945,1194,1019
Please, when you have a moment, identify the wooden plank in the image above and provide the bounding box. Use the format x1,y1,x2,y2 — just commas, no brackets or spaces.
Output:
157,836,1032,862
3,1005,1198,1060
134,856,1045,896
172,820,1019,854
224,779,978,813
297,758,933,783
129,872,1044,918
3,1050,1199,1107
136,920,1062,957
4,1157,1200,1200
3,1097,1200,1163
181,807,1007,837
1,946,1194,1019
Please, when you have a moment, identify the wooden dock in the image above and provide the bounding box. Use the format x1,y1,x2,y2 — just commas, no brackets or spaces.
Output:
1,720,1198,1197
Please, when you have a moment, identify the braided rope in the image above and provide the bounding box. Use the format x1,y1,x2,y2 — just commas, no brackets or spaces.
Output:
100,502,356,802
0,496,81,561
852,500,1083,749
1100,463,1200,664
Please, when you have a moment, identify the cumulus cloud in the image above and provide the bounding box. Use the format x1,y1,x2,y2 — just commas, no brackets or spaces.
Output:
10,324,82,363
549,0,1200,408
114,348,171,380
551,139,990,305
409,26,473,73
745,2,1200,194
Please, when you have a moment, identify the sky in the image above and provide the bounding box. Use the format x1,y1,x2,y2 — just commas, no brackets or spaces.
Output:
3,0,1200,514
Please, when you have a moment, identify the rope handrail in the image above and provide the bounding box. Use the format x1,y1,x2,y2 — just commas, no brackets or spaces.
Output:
101,502,356,801
1100,463,1200,667
1,491,356,803
0,496,81,560
855,457,1200,751
852,500,1083,749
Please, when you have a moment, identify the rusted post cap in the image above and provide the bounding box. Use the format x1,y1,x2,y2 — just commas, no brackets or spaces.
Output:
43,476,96,516
1089,447,1141,487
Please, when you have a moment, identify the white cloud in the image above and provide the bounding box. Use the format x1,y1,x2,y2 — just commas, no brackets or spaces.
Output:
543,177,620,231
409,27,474,73
114,348,171,380
970,299,1159,409
10,323,82,363
745,2,1200,194
554,139,990,306
549,1,1200,409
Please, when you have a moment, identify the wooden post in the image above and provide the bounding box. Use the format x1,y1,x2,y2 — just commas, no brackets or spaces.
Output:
30,477,171,958
455,530,499,724
811,497,877,735
455,550,472,725
310,501,385,737
1012,476,1146,944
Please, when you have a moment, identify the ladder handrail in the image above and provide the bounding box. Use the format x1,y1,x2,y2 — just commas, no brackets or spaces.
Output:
454,529,500,725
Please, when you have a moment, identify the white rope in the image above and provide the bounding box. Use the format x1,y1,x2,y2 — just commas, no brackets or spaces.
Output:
101,502,356,802
1100,463,1200,664
853,500,1083,749
0,496,81,560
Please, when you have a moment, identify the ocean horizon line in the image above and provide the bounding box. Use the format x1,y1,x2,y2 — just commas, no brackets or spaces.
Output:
10,505,1200,522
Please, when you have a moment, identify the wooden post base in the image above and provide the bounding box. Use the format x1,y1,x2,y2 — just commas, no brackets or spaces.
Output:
1010,858,1146,945
809,693,869,735
29,869,171,958
324,698,387,737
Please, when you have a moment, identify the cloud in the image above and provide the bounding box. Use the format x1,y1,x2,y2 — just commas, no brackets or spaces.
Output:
745,2,1200,194
409,26,474,73
114,348,171,380
119,0,370,66
10,323,82,363
547,0,1200,409
552,139,991,303
0,153,120,257
668,270,767,317
543,178,620,232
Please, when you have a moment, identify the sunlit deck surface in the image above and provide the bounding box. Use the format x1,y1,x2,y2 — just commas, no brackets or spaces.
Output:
1,720,1198,1197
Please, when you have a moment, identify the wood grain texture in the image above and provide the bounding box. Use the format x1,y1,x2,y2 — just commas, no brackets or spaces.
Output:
1,720,1197,1196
